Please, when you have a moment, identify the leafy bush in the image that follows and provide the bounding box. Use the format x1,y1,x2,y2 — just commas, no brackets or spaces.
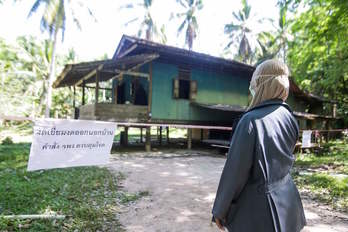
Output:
1,136,13,145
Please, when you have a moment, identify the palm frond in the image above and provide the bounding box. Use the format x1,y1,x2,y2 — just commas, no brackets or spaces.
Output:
177,20,187,34
224,23,241,34
28,0,45,18
124,17,139,26
144,0,152,8
118,3,135,11
176,0,187,8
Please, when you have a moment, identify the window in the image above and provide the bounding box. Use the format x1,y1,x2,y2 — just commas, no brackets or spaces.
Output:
173,79,197,100
173,66,197,100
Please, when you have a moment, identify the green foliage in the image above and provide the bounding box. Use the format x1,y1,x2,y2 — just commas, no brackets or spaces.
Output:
293,140,348,211
224,0,255,64
1,136,13,145
176,0,203,50
287,0,348,122
0,36,76,118
121,0,167,43
0,142,130,231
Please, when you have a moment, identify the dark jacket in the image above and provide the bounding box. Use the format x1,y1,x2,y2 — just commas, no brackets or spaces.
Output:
212,99,306,232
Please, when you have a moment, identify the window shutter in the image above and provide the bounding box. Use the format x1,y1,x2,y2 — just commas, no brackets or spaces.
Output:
190,80,197,101
173,78,179,98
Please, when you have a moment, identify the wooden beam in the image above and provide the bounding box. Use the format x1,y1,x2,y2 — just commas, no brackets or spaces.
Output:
53,65,72,88
75,64,103,86
114,69,149,78
76,69,96,86
73,86,76,108
118,44,138,58
159,126,162,145
110,54,159,82
82,81,86,105
166,127,169,144
95,70,100,103
84,86,112,91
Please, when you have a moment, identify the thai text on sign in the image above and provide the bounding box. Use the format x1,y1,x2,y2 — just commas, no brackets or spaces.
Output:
27,119,116,171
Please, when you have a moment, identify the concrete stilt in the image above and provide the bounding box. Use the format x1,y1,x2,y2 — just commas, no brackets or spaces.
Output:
145,127,151,152
187,128,192,149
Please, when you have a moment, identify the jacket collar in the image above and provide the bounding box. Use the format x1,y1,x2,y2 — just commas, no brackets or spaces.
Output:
245,98,292,114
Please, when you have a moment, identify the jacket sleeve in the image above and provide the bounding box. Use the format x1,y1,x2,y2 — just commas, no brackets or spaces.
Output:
212,116,256,220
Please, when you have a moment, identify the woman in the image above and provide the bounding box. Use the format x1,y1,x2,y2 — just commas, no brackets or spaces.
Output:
212,59,306,232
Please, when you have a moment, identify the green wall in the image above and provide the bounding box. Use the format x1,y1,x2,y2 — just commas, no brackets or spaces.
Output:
150,62,249,122
286,93,308,112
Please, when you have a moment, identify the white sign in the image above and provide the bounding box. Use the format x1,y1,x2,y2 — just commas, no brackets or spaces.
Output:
302,130,312,148
27,119,116,171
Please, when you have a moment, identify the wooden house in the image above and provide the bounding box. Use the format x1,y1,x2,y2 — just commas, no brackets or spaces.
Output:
53,35,337,150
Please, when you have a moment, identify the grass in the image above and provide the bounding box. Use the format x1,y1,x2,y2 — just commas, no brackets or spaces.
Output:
293,139,348,212
0,142,143,231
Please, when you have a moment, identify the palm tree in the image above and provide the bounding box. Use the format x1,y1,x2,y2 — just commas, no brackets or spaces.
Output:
121,0,165,42
274,4,291,62
27,0,94,117
176,0,203,50
256,4,291,63
224,0,256,64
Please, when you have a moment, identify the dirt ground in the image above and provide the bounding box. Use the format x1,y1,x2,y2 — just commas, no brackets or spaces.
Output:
107,150,348,232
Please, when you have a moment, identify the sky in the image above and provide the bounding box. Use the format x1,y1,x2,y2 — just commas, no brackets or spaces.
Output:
0,0,280,62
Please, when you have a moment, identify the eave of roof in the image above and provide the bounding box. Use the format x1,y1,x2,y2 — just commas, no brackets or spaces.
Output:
113,35,255,73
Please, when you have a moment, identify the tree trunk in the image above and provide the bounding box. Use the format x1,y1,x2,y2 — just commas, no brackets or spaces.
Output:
45,30,58,118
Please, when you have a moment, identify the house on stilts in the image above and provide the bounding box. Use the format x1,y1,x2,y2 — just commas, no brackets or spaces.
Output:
53,35,339,150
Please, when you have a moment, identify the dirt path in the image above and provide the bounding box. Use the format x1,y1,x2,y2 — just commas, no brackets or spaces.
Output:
107,150,348,232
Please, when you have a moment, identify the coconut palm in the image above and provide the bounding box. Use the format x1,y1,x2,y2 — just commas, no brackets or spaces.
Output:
27,0,94,117
121,0,166,42
256,4,291,63
274,5,291,61
224,0,257,64
176,0,203,50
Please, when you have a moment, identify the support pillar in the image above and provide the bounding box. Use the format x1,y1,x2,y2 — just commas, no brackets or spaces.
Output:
73,86,76,108
159,126,162,145
82,81,85,105
166,127,170,144
187,128,192,149
140,128,143,143
145,127,151,152
95,70,100,103
124,126,129,146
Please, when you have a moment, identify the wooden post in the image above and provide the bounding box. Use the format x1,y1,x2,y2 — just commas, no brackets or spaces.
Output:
124,126,129,146
73,86,76,108
166,127,170,144
159,126,162,145
82,81,85,105
114,81,118,104
333,103,337,118
140,128,143,143
187,128,192,149
95,70,100,104
145,127,151,152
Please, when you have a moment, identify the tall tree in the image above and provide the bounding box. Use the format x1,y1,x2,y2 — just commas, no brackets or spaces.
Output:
0,36,78,118
287,0,348,123
224,0,255,64
122,0,166,42
27,0,94,117
256,3,291,63
176,0,203,50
